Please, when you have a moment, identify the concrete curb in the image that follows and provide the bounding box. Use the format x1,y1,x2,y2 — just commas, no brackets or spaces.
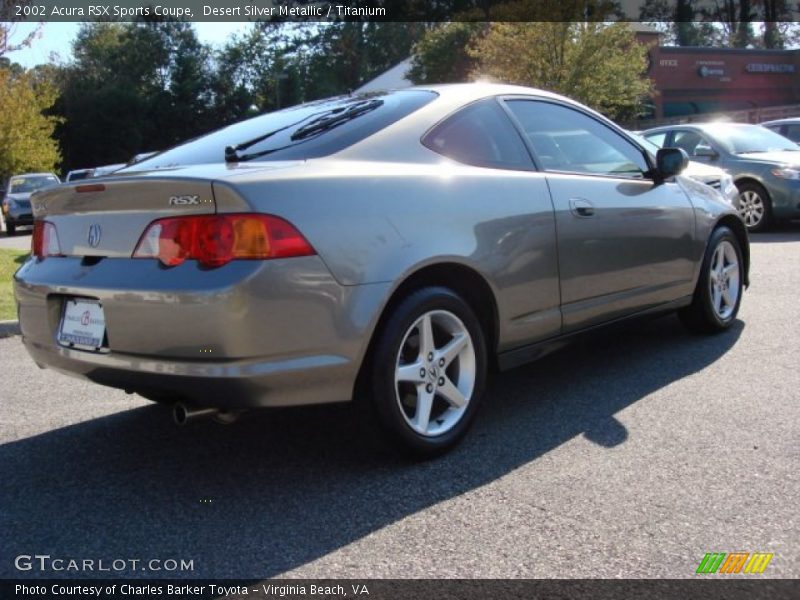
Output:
0,320,20,338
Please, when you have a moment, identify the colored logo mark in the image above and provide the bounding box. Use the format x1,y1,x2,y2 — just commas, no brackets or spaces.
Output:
696,552,773,574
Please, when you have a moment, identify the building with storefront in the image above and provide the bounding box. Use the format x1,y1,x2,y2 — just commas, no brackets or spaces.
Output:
636,27,800,120
356,26,800,122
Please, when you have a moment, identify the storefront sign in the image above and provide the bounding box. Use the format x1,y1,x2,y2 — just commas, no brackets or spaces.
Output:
745,63,795,74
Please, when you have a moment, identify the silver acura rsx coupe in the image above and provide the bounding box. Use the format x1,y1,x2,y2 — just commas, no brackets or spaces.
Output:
14,83,749,456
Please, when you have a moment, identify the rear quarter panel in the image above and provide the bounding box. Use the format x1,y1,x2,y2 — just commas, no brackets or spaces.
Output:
216,160,562,352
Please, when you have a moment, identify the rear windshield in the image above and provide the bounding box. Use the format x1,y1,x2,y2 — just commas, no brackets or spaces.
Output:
8,175,59,193
126,90,437,170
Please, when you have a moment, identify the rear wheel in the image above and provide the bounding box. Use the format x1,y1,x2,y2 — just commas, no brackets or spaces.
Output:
679,226,743,333
737,181,772,232
361,287,487,458
6,222,15,236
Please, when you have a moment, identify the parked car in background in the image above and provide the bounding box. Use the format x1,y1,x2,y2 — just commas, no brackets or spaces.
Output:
2,173,60,235
91,163,126,178
760,118,800,144
15,84,749,456
632,133,739,208
642,123,800,232
65,169,95,182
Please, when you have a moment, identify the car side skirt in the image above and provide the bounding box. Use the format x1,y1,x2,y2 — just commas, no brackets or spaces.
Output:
497,296,693,371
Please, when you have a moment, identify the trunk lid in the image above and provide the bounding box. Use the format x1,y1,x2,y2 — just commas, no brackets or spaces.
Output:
32,162,301,257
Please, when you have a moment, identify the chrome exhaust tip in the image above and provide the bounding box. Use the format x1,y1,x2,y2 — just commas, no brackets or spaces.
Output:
173,402,219,426
173,402,242,426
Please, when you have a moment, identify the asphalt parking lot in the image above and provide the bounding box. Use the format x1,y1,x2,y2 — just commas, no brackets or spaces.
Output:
0,225,798,580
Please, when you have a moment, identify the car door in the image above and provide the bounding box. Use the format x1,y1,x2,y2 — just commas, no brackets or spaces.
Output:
420,97,562,348
504,99,697,332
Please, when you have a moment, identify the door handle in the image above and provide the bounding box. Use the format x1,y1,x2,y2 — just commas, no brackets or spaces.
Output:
569,198,595,218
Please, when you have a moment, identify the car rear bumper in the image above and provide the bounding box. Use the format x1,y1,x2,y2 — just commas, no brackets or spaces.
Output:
14,256,390,408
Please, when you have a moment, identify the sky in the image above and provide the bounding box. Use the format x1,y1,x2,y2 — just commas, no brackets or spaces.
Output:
5,22,252,68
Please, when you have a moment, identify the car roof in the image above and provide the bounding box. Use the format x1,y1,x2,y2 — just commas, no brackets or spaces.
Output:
760,118,800,126
643,122,760,134
356,82,583,110
10,172,58,178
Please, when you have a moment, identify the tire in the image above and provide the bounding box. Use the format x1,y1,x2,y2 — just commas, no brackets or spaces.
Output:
6,222,15,236
737,181,772,233
359,286,488,458
679,226,744,334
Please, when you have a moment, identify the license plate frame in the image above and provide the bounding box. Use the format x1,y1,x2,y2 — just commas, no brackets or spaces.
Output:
57,297,107,351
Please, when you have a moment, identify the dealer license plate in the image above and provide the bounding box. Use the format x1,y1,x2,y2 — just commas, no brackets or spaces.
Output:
58,298,106,349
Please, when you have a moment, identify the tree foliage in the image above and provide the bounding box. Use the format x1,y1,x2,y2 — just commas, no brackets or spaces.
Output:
469,22,654,121
640,0,800,48
0,67,61,180
407,23,484,84
50,21,424,172
54,21,217,171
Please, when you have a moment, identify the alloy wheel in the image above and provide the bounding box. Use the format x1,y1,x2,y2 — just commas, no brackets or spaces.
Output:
394,310,476,437
738,190,765,229
708,240,740,321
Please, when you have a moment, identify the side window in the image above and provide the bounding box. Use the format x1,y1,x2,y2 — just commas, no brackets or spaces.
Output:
672,130,714,157
422,99,533,170
784,124,800,143
644,132,667,147
505,100,648,178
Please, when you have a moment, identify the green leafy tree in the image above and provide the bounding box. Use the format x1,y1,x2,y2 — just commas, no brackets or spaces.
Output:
640,0,719,46
470,22,653,121
0,67,61,180
213,22,425,115
407,23,485,84
54,21,217,171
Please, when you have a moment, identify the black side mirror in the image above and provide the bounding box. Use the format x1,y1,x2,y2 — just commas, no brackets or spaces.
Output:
656,147,689,179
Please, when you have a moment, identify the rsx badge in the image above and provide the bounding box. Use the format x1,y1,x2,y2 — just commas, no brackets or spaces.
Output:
168,195,200,206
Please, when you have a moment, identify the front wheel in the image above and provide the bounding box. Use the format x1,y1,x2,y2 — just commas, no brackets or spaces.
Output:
679,226,744,334
361,287,488,458
737,181,772,232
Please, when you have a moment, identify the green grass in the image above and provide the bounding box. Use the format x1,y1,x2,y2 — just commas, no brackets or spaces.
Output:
0,249,28,321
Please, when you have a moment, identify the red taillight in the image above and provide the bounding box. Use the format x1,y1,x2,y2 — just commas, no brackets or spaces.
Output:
32,221,61,259
133,214,315,268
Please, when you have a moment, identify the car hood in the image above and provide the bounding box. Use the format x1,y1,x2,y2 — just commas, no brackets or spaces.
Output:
5,192,32,202
683,161,724,177
736,151,800,166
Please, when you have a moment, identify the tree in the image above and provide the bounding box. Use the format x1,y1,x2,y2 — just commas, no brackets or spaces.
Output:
639,0,719,46
470,22,654,121
407,23,485,84
0,67,61,180
213,22,425,114
54,21,217,171
1,1,42,58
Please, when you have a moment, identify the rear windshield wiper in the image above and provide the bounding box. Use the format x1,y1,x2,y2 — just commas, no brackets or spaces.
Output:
225,109,335,162
290,98,383,141
224,98,384,163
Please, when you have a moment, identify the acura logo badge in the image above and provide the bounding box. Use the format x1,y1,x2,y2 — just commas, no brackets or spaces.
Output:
87,224,102,248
